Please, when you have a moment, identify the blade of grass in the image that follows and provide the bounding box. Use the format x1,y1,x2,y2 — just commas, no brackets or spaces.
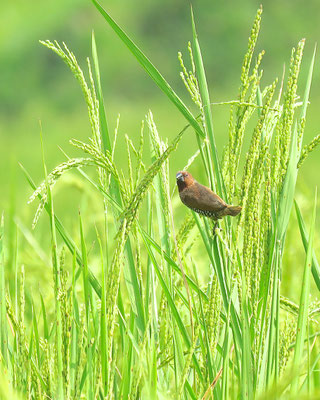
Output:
91,30,111,154
117,307,140,356
222,301,232,400
276,122,298,243
139,227,207,300
265,248,280,387
40,131,64,399
91,30,123,211
185,381,197,400
241,275,253,399
91,0,204,139
149,324,158,399
70,250,79,394
294,200,320,291
0,214,7,364
95,228,107,395
122,240,146,333
144,193,155,325
39,293,49,341
193,265,218,394
14,218,50,265
300,335,320,391
291,189,317,394
79,212,94,400
300,44,316,120
31,301,41,370
120,310,135,399
191,8,225,197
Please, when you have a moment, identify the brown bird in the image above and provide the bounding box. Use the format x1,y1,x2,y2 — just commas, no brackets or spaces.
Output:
176,171,241,223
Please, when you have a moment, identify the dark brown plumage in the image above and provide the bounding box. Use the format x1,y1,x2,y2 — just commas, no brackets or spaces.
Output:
176,171,241,221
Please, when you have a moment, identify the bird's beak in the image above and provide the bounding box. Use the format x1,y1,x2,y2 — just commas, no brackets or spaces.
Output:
176,172,184,181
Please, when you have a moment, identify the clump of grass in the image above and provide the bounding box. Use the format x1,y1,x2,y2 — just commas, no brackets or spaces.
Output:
0,3,319,399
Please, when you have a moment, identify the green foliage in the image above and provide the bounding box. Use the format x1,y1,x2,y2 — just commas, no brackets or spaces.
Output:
0,4,319,400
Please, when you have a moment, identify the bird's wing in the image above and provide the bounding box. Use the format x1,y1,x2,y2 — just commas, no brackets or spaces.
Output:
181,182,227,211
197,184,227,210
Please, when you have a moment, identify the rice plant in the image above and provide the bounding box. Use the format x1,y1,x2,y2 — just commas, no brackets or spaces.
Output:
0,3,319,399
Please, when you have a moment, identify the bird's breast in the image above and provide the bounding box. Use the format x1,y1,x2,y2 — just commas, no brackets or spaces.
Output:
179,186,200,208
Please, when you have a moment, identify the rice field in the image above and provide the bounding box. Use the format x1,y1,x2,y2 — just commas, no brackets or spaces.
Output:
1,3,320,399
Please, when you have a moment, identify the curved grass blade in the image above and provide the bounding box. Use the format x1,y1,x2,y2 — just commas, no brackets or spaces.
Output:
0,214,7,364
39,293,49,341
91,0,204,139
291,189,317,394
295,200,320,291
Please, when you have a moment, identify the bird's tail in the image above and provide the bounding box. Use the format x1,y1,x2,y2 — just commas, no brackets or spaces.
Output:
226,205,242,216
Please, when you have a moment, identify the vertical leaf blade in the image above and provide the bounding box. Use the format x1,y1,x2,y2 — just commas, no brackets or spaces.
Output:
291,189,317,394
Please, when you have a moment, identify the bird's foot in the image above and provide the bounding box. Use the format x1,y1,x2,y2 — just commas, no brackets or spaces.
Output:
212,221,221,236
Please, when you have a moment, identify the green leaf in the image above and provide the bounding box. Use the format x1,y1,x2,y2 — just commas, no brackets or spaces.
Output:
300,44,316,121
0,213,7,364
91,30,111,154
91,0,204,139
291,189,317,394
191,8,225,197
276,122,298,242
295,200,320,291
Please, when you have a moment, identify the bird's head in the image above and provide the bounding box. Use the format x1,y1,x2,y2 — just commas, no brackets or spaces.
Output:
176,171,194,191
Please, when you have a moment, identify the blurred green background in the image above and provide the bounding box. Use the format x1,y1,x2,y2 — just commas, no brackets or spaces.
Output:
1,0,319,299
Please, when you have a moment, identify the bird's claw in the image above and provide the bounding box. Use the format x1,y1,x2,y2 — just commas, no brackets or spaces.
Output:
212,222,219,236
